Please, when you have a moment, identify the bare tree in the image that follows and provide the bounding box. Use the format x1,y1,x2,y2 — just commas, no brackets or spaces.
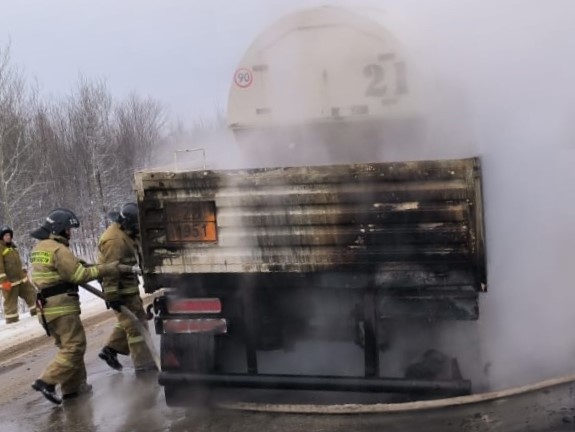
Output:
116,93,165,171
0,45,167,284
0,45,47,231
64,77,119,233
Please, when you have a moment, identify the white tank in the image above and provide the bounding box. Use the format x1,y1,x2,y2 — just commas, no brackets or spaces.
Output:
227,6,423,166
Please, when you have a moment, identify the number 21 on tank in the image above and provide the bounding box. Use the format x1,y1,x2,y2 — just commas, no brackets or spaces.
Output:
363,54,408,98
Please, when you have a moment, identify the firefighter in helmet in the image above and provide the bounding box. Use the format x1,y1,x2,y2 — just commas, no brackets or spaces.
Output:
98,203,157,374
0,225,37,324
29,208,132,405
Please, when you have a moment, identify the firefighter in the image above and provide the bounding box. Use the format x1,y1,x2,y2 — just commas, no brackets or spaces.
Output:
29,208,132,405
97,203,157,374
0,225,37,324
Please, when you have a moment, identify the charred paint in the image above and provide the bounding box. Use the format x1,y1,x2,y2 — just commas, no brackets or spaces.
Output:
136,157,486,320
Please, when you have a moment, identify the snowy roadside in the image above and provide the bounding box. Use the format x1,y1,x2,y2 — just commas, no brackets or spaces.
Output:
0,281,153,358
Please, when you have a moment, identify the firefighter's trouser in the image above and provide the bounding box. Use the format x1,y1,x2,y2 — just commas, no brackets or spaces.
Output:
39,313,87,395
106,295,153,368
2,279,37,323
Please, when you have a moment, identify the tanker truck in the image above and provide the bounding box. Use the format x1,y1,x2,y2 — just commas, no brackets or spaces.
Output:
136,6,487,406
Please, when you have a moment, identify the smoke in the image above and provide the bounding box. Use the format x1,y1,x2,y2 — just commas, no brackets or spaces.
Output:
152,115,239,171
148,0,575,392
335,0,575,389
229,0,575,390
386,0,575,389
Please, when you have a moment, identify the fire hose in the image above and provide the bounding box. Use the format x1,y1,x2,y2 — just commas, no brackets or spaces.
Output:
79,282,161,371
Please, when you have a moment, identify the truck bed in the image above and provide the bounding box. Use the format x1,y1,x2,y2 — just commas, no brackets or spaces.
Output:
136,157,486,320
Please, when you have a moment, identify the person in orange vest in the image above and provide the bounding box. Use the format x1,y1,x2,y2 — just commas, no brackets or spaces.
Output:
0,225,37,324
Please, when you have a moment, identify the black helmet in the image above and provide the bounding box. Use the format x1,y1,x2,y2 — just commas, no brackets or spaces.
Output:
31,208,80,240
109,202,139,233
0,225,13,238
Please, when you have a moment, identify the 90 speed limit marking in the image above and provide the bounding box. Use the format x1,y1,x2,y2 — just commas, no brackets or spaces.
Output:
234,68,253,88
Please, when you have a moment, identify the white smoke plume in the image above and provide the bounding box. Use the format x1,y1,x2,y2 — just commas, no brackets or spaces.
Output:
153,0,575,392
234,0,575,390
345,0,575,389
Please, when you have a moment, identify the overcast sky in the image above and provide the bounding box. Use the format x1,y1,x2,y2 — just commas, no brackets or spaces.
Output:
0,0,391,122
2,0,573,124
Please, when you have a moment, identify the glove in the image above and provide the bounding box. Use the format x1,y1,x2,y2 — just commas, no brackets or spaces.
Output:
106,299,123,312
1,280,12,291
97,261,120,278
118,264,136,274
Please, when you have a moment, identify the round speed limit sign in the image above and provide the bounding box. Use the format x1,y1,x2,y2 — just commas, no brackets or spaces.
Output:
234,68,253,88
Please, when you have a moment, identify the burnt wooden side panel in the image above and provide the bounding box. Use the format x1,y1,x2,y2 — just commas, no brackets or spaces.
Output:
137,158,474,188
136,157,486,296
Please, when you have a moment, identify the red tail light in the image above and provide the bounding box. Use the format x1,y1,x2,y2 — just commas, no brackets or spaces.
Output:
167,298,222,314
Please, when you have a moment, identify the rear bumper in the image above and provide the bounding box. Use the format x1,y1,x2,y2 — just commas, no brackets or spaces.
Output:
158,372,471,396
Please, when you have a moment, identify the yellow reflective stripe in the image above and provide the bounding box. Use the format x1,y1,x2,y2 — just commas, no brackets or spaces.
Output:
54,354,74,367
91,267,99,278
128,335,144,344
106,288,119,293
5,313,19,319
71,264,86,282
43,305,80,312
32,276,61,284
11,277,27,286
114,323,124,330
121,287,139,294
43,306,81,316
2,248,12,256
70,264,98,283
33,271,60,280
44,310,80,316
33,276,60,281
43,311,80,317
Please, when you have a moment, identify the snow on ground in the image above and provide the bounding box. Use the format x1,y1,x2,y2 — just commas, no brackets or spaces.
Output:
0,281,149,353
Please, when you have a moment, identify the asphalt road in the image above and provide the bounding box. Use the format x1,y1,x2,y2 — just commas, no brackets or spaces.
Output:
1,316,574,432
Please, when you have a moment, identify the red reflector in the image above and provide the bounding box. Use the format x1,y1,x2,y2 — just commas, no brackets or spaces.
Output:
163,319,227,334
167,298,222,314
161,351,180,368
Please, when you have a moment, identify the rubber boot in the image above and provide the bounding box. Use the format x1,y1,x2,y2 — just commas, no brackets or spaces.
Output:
98,346,123,371
32,379,62,405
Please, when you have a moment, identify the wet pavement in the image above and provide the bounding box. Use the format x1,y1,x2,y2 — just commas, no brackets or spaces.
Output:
1,317,574,432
